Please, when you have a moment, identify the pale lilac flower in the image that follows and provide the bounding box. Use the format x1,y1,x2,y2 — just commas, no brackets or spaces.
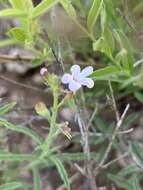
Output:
40,67,48,76
61,65,94,92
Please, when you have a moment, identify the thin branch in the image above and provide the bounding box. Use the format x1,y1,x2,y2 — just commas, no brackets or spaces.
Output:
77,107,98,190
0,54,98,67
0,54,34,62
87,106,98,129
57,172,80,190
101,151,129,169
108,81,120,122
0,75,45,93
94,104,130,173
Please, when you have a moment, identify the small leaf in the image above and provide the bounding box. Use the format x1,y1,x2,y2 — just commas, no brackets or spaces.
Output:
32,58,44,67
35,102,50,120
8,27,27,42
0,102,16,116
87,0,103,32
93,27,115,58
32,0,60,19
115,49,127,65
0,119,43,144
92,37,103,51
91,66,120,79
50,155,70,190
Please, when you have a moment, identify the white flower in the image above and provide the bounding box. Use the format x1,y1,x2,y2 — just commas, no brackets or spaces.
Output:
61,65,94,92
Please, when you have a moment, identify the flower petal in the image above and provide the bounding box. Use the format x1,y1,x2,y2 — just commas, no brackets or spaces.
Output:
61,74,72,84
71,65,81,78
68,80,81,92
80,66,93,78
80,78,94,88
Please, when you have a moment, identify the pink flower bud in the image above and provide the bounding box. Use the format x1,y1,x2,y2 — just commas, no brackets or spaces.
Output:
40,67,48,76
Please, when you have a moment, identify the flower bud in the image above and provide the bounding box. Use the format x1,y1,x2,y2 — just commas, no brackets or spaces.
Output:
40,67,48,76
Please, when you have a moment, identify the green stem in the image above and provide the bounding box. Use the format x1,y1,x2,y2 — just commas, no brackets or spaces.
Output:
48,91,58,142
41,90,58,158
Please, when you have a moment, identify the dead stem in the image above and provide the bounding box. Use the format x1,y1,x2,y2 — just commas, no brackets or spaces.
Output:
91,81,130,172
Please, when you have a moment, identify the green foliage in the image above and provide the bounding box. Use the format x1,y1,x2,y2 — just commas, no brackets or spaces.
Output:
7,27,27,42
0,119,43,144
91,66,121,79
35,102,50,120
0,151,37,161
31,0,60,19
33,168,41,190
0,9,26,17
87,0,103,33
0,102,16,116
50,155,70,190
0,181,26,190
60,0,76,18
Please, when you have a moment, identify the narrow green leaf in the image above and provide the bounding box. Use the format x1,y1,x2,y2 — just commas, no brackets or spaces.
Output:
108,174,133,190
0,102,16,116
0,181,25,190
0,9,26,17
0,151,37,161
115,49,127,65
100,4,106,32
113,29,134,73
32,0,60,19
9,0,33,11
91,66,120,79
0,119,43,144
120,75,140,89
0,39,18,48
93,115,109,132
59,152,98,161
132,142,143,164
93,28,115,58
123,112,140,129
87,0,103,32
131,175,141,190
33,168,41,190
50,155,70,190
118,164,140,177
9,0,24,9
103,27,115,56
60,0,76,18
